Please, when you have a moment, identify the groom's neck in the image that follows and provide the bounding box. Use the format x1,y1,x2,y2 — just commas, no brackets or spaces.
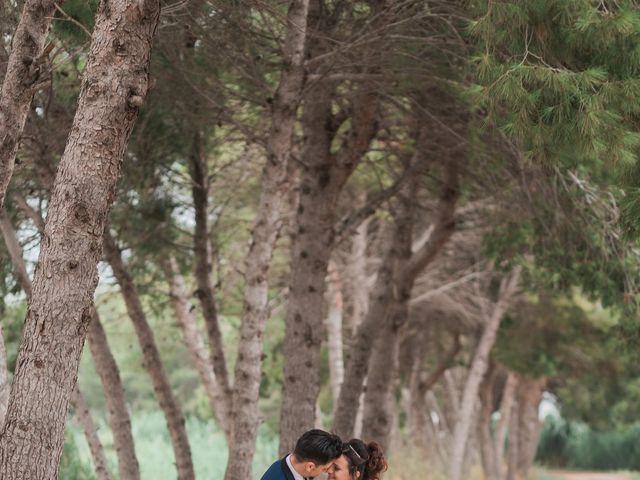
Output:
289,454,307,476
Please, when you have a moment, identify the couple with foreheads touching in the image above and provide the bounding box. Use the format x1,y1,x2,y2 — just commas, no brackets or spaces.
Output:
260,429,388,480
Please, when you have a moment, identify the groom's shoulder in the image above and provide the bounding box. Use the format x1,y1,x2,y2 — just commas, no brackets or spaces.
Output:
259,458,289,480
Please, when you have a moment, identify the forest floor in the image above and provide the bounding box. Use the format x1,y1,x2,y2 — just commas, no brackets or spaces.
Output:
541,470,637,480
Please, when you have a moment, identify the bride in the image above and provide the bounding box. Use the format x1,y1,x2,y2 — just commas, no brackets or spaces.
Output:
330,439,388,480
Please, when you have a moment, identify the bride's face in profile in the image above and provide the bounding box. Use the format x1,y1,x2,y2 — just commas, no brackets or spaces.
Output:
329,455,360,480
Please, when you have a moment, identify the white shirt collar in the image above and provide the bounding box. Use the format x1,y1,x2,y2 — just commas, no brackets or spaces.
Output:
286,454,306,480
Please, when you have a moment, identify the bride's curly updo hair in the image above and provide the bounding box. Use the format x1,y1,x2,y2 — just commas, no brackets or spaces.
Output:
342,439,388,480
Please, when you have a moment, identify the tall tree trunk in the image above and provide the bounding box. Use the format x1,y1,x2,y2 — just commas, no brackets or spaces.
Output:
514,376,546,480
188,133,232,430
103,232,194,480
0,1,160,477
224,1,310,477
86,308,140,480
0,0,62,209
494,372,518,480
361,302,407,450
448,269,521,480
278,49,380,457
71,386,112,480
326,262,344,405
163,256,230,438
1,201,140,479
350,155,458,445
334,127,458,437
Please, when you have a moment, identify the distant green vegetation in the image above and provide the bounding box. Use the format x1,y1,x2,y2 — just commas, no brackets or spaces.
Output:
536,416,640,471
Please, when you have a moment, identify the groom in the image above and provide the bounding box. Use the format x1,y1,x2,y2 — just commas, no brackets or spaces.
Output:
260,429,343,480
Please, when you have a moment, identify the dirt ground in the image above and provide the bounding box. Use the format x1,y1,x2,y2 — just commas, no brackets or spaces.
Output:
546,470,634,480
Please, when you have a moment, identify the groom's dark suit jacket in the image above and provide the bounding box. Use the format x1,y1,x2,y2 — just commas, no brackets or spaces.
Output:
260,457,296,480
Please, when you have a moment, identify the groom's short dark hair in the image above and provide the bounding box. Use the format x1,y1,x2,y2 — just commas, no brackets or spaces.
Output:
293,429,342,464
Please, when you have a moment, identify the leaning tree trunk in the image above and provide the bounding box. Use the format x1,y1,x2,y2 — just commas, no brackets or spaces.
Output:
360,175,415,448
103,232,195,480
361,300,409,450
189,134,232,432
0,0,63,209
86,308,140,480
1,200,140,479
448,269,521,480
333,222,403,439
163,256,230,437
72,386,112,480
0,1,160,477
344,146,458,444
224,1,310,477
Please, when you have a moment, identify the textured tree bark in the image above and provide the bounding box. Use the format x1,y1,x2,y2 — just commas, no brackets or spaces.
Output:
278,50,380,458
224,1,310,477
0,2,160,476
71,386,112,480
103,232,194,480
448,269,521,480
326,262,344,405
0,202,139,479
162,256,230,438
188,135,232,430
86,308,140,480
0,0,62,209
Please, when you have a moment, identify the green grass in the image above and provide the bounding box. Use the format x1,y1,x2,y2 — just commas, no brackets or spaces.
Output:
64,411,278,479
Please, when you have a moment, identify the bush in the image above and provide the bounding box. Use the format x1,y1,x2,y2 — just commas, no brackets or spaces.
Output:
536,415,640,471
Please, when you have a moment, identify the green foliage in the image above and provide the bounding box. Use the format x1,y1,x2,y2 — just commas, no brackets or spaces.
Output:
468,0,640,167
536,415,640,471
52,0,98,42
